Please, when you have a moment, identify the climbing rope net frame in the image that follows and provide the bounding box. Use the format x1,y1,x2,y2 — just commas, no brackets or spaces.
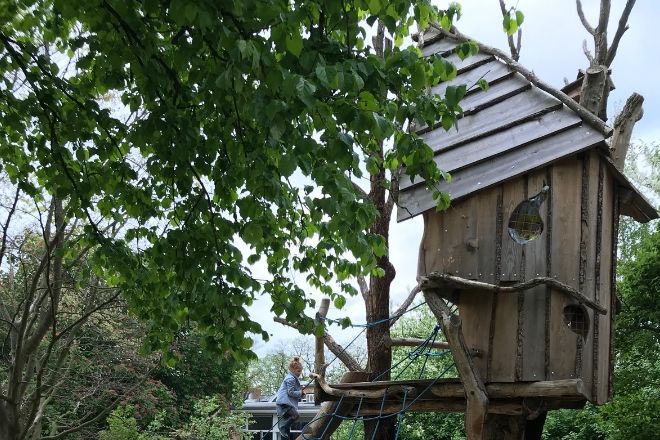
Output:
296,301,459,440
260,300,458,440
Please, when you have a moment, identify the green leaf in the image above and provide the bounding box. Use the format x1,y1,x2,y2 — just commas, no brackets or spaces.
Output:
477,78,489,91
411,63,426,90
333,295,346,309
286,33,304,57
516,10,525,26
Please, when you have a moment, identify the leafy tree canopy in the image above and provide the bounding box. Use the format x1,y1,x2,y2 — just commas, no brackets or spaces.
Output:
0,0,474,360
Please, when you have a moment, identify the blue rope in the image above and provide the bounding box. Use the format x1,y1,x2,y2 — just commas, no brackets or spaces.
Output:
298,310,456,440
394,388,409,440
322,301,428,329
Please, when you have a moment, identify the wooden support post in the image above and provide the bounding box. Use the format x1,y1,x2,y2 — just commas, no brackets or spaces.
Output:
314,298,331,405
424,290,489,439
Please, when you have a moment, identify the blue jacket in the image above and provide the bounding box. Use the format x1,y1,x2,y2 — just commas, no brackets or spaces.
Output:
275,372,303,408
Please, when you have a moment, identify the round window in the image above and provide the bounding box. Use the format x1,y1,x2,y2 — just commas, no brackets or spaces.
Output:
507,185,549,244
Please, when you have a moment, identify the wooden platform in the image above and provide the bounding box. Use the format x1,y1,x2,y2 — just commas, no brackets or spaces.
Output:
316,377,587,416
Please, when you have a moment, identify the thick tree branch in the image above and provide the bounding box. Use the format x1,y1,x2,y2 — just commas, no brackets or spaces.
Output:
356,274,369,299
388,284,421,328
0,185,20,269
431,25,613,137
421,272,607,315
610,92,644,169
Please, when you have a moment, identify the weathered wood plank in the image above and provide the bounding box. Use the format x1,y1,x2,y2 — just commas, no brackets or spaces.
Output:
443,197,478,277
419,88,561,150
401,107,582,191
444,52,494,73
489,296,519,382
397,125,604,222
430,60,513,97
421,37,458,57
548,158,582,380
579,150,601,400
456,75,529,115
459,186,500,377
414,75,529,134
501,178,525,281
522,170,549,381
419,211,444,275
476,186,500,284
596,165,614,404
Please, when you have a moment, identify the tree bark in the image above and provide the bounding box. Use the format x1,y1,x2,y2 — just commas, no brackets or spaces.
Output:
610,92,644,169
578,65,608,120
360,19,398,440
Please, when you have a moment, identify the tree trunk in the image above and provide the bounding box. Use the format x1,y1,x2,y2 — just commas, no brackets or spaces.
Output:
364,263,395,439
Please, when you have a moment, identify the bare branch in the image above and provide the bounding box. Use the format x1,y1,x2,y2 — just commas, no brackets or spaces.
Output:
274,317,364,372
388,284,421,328
576,0,596,35
597,0,612,33
606,0,637,66
582,39,595,64
498,0,521,61
0,185,20,268
357,274,369,299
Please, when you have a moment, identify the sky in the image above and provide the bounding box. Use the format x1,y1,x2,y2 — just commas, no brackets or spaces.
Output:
250,0,660,357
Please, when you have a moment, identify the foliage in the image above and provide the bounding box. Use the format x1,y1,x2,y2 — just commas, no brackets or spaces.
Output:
98,405,169,440
175,396,253,440
0,0,475,364
152,331,239,417
387,303,464,440
542,404,608,440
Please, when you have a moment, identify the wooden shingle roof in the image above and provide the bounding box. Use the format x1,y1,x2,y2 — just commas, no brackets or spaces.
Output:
397,31,657,223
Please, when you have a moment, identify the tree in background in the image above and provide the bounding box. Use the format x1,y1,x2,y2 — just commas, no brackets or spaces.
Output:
0,188,146,439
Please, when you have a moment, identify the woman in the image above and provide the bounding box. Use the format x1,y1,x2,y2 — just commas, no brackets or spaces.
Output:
275,356,306,440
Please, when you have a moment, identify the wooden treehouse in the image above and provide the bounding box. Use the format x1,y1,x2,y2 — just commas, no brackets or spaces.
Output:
307,28,657,439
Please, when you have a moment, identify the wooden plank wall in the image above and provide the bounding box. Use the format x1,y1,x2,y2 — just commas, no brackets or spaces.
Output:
548,159,582,380
595,162,614,404
417,154,616,400
521,170,550,382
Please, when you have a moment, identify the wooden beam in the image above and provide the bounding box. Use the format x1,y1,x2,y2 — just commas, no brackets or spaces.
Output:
314,298,331,405
316,375,588,401
383,335,483,357
384,335,450,350
420,273,607,315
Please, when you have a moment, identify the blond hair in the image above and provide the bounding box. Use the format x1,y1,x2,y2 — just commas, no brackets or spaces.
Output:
289,356,303,372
